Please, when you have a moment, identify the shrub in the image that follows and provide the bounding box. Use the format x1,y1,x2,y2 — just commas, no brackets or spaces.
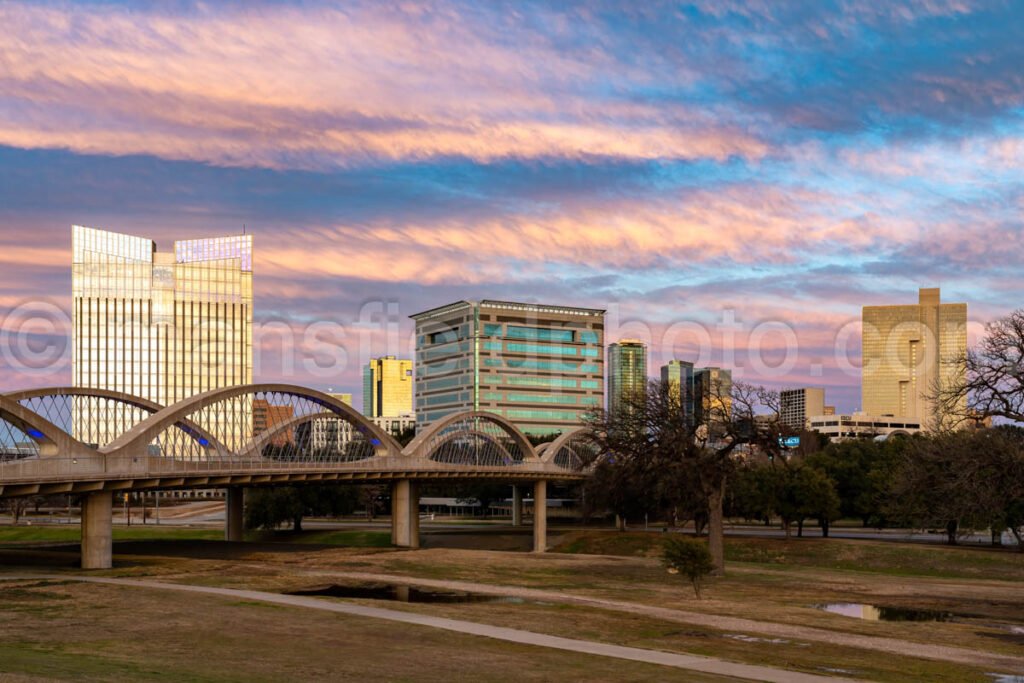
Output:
662,536,715,598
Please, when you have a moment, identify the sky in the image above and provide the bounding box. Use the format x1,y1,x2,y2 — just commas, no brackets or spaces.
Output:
0,0,1021,412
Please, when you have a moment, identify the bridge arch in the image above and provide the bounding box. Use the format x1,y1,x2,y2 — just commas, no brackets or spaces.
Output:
4,387,224,451
101,384,402,458
403,411,537,465
237,411,385,463
540,427,600,472
0,395,79,458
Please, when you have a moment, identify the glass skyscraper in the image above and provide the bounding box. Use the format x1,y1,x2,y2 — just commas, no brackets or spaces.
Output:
693,367,732,431
71,225,253,448
607,340,647,414
411,300,605,436
661,359,695,425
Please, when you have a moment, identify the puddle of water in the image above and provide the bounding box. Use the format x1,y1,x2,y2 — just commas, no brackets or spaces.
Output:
287,583,525,605
725,634,791,645
816,603,954,622
987,675,1024,683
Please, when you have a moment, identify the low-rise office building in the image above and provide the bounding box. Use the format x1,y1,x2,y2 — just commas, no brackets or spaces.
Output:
808,413,922,441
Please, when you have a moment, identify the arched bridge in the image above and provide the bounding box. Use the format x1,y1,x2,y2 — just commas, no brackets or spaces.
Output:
0,384,596,569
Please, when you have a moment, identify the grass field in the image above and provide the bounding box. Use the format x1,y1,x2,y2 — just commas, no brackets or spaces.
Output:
0,525,392,548
1,526,1022,681
555,530,1024,581
0,579,735,682
0,526,223,544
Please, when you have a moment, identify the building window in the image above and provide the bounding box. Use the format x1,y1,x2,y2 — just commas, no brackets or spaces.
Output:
506,343,578,356
505,326,574,342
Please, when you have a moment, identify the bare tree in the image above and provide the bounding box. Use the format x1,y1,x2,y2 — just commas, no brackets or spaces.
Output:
934,309,1024,426
3,497,31,525
585,379,783,574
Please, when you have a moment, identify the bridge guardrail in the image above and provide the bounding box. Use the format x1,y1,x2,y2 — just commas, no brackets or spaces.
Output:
0,455,581,489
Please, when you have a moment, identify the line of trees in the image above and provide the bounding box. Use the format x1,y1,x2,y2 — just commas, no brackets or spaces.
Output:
582,308,1024,570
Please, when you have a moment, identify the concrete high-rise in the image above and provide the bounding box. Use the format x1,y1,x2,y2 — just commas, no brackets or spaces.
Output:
411,300,605,436
862,287,967,424
363,356,413,418
607,340,647,413
780,387,826,431
661,359,695,424
71,225,252,447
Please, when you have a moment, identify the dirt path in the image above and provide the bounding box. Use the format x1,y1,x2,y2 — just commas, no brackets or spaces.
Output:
294,569,1024,673
0,574,854,683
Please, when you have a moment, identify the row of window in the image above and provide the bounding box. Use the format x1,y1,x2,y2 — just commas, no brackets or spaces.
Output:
487,342,600,357
418,340,471,361
421,391,473,407
481,358,600,373
479,392,599,406
504,408,582,421
419,375,471,392
418,358,471,377
481,323,601,344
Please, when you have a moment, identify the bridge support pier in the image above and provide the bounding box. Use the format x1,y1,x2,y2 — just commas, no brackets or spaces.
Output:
225,487,244,542
81,492,112,570
512,485,523,527
533,480,547,553
391,479,420,549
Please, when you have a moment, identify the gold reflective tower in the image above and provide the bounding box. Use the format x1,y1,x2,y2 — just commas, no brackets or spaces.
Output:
363,356,413,418
71,225,253,447
861,287,966,425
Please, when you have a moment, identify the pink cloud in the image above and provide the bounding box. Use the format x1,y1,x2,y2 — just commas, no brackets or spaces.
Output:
0,2,768,168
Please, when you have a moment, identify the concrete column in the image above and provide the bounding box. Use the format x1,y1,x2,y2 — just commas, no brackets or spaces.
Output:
409,480,420,549
533,480,547,553
512,485,523,527
225,487,244,542
391,480,420,548
81,492,112,570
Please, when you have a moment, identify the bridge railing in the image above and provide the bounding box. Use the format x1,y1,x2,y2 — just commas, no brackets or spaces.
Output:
0,455,580,488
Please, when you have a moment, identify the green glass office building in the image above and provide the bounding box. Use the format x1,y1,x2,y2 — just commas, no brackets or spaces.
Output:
411,300,605,436
607,340,647,413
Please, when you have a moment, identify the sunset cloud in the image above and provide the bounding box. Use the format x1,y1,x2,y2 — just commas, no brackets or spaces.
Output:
0,1,1021,408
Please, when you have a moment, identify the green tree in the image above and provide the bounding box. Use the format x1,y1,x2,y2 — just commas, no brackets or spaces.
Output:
662,536,715,598
886,429,1024,546
805,437,909,528
244,484,359,532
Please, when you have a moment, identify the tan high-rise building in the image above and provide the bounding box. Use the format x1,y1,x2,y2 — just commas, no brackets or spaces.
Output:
363,356,413,418
780,387,826,430
862,287,966,425
71,225,253,448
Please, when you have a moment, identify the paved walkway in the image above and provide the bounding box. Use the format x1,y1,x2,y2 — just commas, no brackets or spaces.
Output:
1,574,854,683
293,569,1024,673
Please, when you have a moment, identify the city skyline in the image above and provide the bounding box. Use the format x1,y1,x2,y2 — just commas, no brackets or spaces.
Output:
0,222,1005,416
1,2,1022,413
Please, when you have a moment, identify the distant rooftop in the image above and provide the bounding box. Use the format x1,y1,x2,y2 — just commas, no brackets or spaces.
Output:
411,299,606,321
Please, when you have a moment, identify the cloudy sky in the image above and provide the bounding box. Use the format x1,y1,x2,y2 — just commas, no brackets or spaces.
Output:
1,0,1021,411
